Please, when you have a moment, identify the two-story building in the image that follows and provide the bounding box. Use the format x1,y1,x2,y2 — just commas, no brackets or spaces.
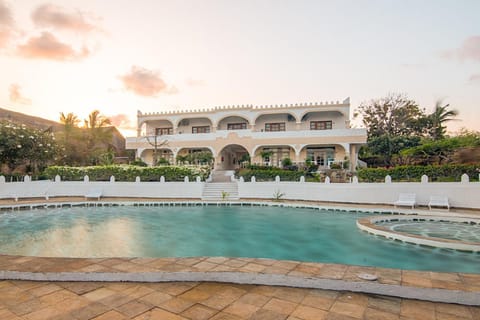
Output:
126,98,367,171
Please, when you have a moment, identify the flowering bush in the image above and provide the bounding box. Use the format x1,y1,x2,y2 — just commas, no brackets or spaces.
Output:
0,121,59,175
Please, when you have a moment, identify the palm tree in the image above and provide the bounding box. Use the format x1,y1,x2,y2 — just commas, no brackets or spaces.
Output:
429,102,459,140
59,112,82,165
84,110,112,149
60,112,80,129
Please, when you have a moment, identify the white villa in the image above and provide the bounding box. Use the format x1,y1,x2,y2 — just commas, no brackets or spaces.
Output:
125,98,367,171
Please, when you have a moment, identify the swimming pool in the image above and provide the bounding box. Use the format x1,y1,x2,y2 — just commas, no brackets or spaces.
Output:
0,204,478,273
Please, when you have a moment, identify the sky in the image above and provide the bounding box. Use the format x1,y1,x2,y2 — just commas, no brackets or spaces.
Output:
0,0,479,137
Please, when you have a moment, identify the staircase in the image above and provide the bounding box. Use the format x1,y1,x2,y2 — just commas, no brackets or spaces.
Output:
202,170,239,200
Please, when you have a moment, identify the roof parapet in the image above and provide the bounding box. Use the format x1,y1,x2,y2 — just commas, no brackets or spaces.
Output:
138,99,349,116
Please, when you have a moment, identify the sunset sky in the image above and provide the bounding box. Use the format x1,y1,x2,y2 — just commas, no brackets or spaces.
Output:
0,0,479,137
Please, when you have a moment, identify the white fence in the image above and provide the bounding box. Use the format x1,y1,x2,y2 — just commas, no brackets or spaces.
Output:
1,174,479,209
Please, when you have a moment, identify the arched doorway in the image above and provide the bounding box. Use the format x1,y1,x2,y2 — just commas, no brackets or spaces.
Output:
218,144,250,170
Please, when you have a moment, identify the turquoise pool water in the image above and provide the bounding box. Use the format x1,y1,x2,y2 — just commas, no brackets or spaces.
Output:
0,205,478,273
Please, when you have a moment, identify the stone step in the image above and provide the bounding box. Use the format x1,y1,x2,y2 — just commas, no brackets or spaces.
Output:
202,182,239,200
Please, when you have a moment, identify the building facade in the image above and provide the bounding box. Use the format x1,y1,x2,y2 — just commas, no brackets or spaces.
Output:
126,98,367,171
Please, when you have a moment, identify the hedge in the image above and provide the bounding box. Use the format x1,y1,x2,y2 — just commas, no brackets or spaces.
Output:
43,165,211,182
237,168,306,181
357,164,480,182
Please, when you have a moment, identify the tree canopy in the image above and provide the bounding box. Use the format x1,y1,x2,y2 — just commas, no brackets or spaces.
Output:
355,94,461,167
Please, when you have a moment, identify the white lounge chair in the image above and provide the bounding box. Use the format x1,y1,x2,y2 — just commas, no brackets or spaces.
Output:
85,189,102,200
428,196,450,211
394,193,416,209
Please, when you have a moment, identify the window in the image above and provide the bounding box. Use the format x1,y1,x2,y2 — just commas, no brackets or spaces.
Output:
227,123,247,130
155,127,173,135
310,121,332,130
265,122,285,132
192,126,210,134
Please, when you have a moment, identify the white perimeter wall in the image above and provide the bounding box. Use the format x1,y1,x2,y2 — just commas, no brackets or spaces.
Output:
0,181,205,199
1,180,479,209
238,181,480,209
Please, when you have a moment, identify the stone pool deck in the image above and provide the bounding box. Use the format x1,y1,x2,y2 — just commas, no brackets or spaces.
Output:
0,198,479,319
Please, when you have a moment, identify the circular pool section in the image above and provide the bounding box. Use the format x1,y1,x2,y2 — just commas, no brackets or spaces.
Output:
357,215,480,253
0,205,479,273
377,220,480,242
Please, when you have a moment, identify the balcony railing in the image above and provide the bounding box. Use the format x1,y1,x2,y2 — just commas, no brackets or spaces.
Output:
126,128,366,147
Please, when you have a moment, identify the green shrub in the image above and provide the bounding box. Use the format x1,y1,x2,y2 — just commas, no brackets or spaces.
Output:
237,168,304,181
43,165,211,182
357,164,480,182
130,158,147,167
281,158,292,167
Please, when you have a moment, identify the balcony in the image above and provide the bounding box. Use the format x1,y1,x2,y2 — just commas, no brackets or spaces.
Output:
126,128,366,149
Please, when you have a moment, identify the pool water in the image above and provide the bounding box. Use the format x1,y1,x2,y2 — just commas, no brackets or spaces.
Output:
376,220,480,242
0,205,478,273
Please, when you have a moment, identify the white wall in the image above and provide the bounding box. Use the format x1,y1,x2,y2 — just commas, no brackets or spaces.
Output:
1,178,479,209
0,180,205,200
237,181,480,209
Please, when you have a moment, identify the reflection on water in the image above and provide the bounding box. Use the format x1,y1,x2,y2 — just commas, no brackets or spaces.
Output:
0,206,478,273
1,210,139,257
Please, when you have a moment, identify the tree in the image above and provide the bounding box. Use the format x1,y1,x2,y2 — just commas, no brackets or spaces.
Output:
355,93,427,166
59,112,84,165
84,110,112,149
428,101,459,140
59,112,80,136
83,110,113,164
355,93,426,139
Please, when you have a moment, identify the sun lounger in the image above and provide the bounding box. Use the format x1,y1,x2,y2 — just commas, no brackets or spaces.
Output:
85,189,102,200
394,193,416,209
428,196,450,211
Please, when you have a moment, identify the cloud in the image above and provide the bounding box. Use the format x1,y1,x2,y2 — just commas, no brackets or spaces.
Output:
186,78,205,86
468,73,480,84
0,0,14,47
17,31,89,61
0,1,12,25
443,36,480,62
31,3,100,34
9,83,32,105
400,63,425,69
109,114,136,130
119,66,178,97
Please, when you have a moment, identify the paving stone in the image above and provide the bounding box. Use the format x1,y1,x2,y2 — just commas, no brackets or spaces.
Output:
23,306,63,320
98,292,135,308
291,305,328,320
236,292,270,307
133,307,188,320
223,301,260,318
435,302,473,319
179,287,213,302
115,300,152,318
263,298,298,315
364,307,400,320
400,300,435,320
250,309,288,320
82,288,117,301
68,302,110,320
27,284,62,297
181,304,218,320
59,282,104,295
91,310,127,320
329,301,366,319
138,291,173,306
159,297,196,313
301,294,335,311
273,287,308,303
